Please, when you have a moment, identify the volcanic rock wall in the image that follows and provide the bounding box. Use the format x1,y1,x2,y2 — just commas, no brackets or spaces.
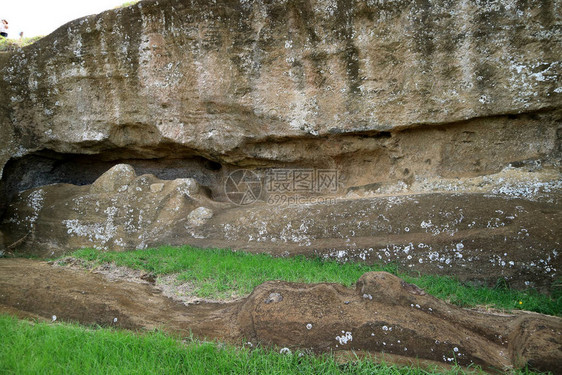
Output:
1,0,560,172
0,0,560,288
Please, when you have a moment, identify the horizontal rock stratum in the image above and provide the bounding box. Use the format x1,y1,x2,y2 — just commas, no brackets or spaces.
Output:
0,0,561,290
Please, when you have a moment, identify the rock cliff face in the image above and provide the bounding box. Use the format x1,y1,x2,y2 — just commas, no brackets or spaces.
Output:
1,0,561,171
0,0,561,288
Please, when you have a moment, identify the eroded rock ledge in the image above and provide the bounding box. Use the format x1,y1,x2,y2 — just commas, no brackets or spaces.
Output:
0,0,560,289
0,259,560,373
1,164,560,290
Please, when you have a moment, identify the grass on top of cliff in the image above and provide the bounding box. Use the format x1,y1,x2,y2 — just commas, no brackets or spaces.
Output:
0,314,547,375
114,0,140,8
69,246,561,316
0,36,43,52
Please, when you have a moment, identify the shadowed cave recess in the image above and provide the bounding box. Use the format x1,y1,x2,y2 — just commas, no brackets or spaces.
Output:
0,151,224,216
1,108,560,216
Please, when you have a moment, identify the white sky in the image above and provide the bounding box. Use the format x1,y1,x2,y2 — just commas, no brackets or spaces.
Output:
1,0,135,38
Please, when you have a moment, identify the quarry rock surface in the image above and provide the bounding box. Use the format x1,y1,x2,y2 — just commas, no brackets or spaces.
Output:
237,271,562,372
0,2,561,371
0,0,561,289
1,259,560,373
1,0,561,172
2,164,560,290
0,0,560,178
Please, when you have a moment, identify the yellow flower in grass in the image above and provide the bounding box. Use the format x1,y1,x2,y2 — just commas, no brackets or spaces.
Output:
519,301,523,305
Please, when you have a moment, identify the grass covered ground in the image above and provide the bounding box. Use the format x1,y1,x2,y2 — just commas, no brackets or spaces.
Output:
0,314,547,375
70,246,561,316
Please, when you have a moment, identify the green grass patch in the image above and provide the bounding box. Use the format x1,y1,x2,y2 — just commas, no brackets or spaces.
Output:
70,246,561,316
0,314,546,374
0,36,43,52
114,0,140,8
